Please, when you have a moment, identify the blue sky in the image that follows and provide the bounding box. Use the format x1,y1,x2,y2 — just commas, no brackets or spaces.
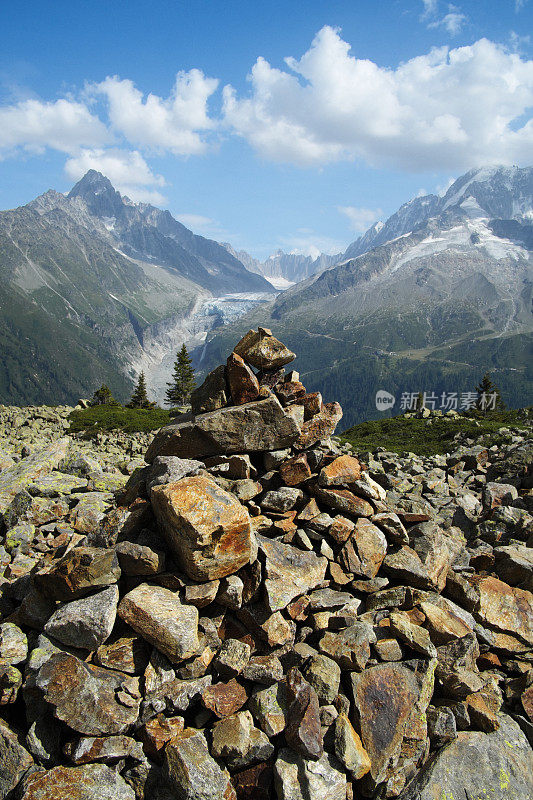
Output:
1,0,532,258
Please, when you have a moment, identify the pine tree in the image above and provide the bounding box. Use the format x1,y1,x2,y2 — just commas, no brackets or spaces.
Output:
165,344,196,406
89,384,119,407
475,373,505,414
127,372,155,409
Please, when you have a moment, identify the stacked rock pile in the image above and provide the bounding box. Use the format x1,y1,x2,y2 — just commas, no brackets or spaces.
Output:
0,329,532,800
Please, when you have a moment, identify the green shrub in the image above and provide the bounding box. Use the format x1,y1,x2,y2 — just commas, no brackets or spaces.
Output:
69,405,171,435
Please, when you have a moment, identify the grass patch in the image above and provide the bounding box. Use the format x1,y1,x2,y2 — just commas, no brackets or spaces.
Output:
69,405,171,435
340,409,531,457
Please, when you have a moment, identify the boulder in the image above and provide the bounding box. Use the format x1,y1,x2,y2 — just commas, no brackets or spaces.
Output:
146,395,300,461
164,728,232,800
397,714,533,800
274,748,346,800
191,365,228,414
151,475,252,580
234,329,296,370
44,585,119,650
19,763,136,799
258,536,327,613
226,352,261,405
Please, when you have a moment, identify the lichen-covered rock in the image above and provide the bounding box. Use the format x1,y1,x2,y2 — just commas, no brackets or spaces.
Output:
234,329,296,371
119,583,199,663
397,714,533,800
274,748,346,800
34,546,121,600
0,718,34,798
0,622,28,665
0,438,70,514
151,475,252,580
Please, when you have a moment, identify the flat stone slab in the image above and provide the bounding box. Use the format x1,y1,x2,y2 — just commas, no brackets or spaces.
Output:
145,395,300,461
0,439,70,514
258,536,327,613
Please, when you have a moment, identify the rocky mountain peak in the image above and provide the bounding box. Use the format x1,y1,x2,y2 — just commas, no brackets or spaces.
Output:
67,169,125,219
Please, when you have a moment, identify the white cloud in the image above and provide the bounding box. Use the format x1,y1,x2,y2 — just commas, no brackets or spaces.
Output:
64,148,167,204
92,69,218,155
176,213,215,229
421,0,438,19
0,97,108,157
223,26,533,171
428,6,467,36
515,0,528,11
338,206,383,232
280,231,345,256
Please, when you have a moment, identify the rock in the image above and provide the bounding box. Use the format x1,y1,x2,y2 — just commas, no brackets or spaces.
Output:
164,728,232,800
234,329,296,370
0,622,28,664
295,403,343,450
313,485,374,517
261,487,303,512
419,600,472,644
285,667,323,760
227,352,261,405
151,475,252,581
0,719,34,798
19,763,136,799
397,714,533,800
184,580,220,608
0,438,70,514
213,639,251,679
274,748,346,800
95,636,149,675
408,523,465,592
211,711,274,769
242,655,284,685
118,583,199,663
389,611,437,658
334,713,371,779
475,576,533,647
351,661,433,786
64,734,145,764
44,585,119,650
279,454,312,486
319,622,375,670
232,761,273,800
114,541,165,576
35,546,121,601
482,481,519,510
145,395,300,461
249,682,289,737
338,519,387,579
146,455,204,491
191,365,228,414
139,715,184,760
494,545,533,588
426,705,457,747
201,678,248,718
319,456,362,487
258,536,327,613
35,652,140,735
302,654,341,704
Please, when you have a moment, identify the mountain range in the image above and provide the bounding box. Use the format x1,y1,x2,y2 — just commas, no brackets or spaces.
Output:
223,244,340,288
198,165,533,427
0,171,272,405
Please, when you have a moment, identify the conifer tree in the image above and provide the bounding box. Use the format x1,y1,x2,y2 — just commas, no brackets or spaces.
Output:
89,384,119,406
475,373,505,414
165,344,196,406
127,372,155,409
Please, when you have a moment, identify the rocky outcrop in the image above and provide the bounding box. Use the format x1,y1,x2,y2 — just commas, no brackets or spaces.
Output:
0,331,532,800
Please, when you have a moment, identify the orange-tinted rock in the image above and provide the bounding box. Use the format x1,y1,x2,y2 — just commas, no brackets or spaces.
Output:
234,330,296,370
297,498,321,522
329,516,355,544
258,536,327,613
295,402,343,449
202,678,248,718
276,381,306,406
521,683,533,722
34,547,121,601
419,601,472,644
280,454,312,486
233,760,274,800
94,636,149,675
319,455,362,487
334,713,371,780
475,576,533,646
338,519,387,579
151,475,252,581
227,353,261,406
139,714,184,760
313,486,374,518
302,392,322,420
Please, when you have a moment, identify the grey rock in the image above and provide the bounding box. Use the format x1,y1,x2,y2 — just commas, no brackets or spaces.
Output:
44,585,119,650
146,455,203,491
0,719,34,798
163,728,231,800
18,763,136,799
397,714,533,800
258,536,327,613
0,622,28,665
274,748,346,800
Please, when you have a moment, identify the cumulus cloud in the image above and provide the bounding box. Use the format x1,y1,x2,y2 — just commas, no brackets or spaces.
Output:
92,69,219,155
223,26,533,171
280,229,345,257
338,206,383,232
65,148,167,204
0,97,108,157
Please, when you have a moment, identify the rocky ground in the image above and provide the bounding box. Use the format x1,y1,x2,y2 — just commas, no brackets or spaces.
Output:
0,328,532,800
